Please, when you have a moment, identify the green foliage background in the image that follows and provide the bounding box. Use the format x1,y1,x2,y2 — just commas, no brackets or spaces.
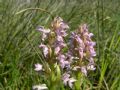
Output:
0,0,120,90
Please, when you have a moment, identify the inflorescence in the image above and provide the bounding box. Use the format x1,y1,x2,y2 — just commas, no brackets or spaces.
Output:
34,17,96,88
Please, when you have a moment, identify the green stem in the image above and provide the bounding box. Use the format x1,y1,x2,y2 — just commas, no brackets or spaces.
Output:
15,8,54,19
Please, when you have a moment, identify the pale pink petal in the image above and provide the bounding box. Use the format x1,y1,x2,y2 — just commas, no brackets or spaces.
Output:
62,73,70,86
81,66,87,76
57,35,64,42
37,26,50,33
89,33,94,37
34,64,42,71
68,78,77,88
37,26,50,41
55,47,61,54
72,66,80,71
32,84,48,90
87,64,96,70
39,44,49,57
60,21,69,29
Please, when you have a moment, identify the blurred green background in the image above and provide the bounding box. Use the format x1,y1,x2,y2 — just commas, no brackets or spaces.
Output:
0,0,120,90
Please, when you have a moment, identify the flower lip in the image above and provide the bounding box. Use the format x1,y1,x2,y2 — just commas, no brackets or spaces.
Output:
37,26,50,41
37,26,50,33
60,21,69,29
39,44,49,57
87,64,96,70
34,63,43,71
81,66,87,76
86,41,96,46
89,33,94,37
62,73,76,88
62,73,70,85
68,78,77,88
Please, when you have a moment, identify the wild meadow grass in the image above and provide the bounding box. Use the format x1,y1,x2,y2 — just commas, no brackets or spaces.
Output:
0,0,120,90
